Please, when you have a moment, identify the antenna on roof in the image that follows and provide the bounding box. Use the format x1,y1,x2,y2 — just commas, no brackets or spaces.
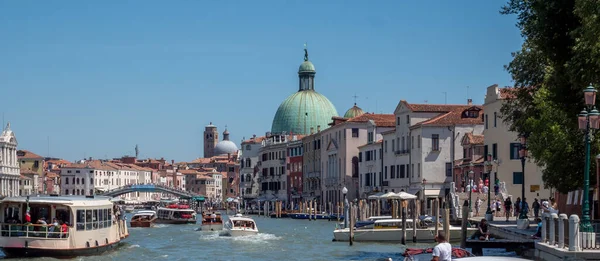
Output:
2,112,4,131
47,136,50,158
466,86,470,100
352,93,359,105
443,92,447,104
424,100,428,104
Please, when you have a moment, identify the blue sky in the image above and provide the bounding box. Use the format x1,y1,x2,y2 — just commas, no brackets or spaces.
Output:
0,0,522,162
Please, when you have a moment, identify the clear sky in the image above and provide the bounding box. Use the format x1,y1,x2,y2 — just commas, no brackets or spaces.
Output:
0,0,522,162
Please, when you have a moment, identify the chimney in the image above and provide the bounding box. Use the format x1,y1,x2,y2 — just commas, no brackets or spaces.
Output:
253,134,256,139
317,125,321,132
467,99,473,105
171,160,174,165
88,157,92,161
310,127,315,134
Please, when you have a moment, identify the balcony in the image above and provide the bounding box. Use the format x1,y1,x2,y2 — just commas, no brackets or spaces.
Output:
307,172,320,179
279,159,286,165
382,181,389,186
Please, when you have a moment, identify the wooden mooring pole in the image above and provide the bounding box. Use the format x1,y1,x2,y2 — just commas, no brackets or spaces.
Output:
460,199,469,249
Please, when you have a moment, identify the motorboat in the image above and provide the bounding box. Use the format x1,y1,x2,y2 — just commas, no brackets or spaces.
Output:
200,212,223,231
402,248,529,261
222,214,258,237
130,210,157,228
0,195,129,257
156,204,197,224
333,218,477,242
124,205,135,213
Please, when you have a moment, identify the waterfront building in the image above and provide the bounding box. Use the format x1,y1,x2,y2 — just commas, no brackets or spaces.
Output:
453,133,486,192
60,161,110,196
271,47,338,135
240,135,264,203
381,100,483,214
0,123,21,197
16,150,44,193
287,139,303,205
302,127,322,202
257,133,303,204
184,169,223,203
320,113,395,206
483,84,549,201
357,128,383,198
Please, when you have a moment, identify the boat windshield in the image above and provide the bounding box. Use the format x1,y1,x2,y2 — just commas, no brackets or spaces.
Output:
232,220,255,229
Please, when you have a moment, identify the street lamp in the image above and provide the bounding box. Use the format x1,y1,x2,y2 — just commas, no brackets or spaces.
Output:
342,186,349,229
468,161,474,214
484,153,494,221
518,133,529,226
577,85,599,232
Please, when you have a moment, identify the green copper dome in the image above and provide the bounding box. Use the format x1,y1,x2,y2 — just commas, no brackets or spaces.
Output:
344,104,365,118
299,61,315,73
271,46,338,135
271,90,338,134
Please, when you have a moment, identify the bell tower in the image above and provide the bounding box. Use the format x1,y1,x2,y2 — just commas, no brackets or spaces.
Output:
203,122,219,158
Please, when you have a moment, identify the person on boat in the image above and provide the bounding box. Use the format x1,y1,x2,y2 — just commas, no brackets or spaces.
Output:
211,212,216,223
61,221,69,238
432,231,452,261
470,218,489,240
24,210,31,224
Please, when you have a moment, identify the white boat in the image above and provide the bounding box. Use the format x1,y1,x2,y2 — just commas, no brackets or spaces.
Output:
156,205,196,224
124,205,135,213
0,195,129,258
223,214,258,236
333,218,477,242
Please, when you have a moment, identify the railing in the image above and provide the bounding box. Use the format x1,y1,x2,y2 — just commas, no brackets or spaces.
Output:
540,213,600,251
0,223,70,238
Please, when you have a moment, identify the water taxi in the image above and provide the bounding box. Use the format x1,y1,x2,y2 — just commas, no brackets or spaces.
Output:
0,195,129,257
156,204,196,224
200,212,223,231
223,214,258,237
124,205,135,213
333,218,476,242
130,210,157,228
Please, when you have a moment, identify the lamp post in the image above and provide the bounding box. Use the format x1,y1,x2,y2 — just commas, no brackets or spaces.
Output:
343,186,349,229
485,153,494,221
468,161,474,215
518,134,528,223
578,85,599,232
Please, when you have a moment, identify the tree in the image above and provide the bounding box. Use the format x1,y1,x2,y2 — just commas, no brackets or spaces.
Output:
500,0,600,193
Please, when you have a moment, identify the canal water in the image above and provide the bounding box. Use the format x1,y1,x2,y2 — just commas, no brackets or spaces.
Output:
2,213,522,261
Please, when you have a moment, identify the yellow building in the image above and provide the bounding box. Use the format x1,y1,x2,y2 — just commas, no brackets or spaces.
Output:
17,150,44,194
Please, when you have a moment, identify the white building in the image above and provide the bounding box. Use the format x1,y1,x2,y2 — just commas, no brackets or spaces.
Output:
60,163,99,196
357,121,384,197
0,122,20,197
257,133,298,203
376,100,484,215
483,84,550,202
320,114,395,206
240,135,264,202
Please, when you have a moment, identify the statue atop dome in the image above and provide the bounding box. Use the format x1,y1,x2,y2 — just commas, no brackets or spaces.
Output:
304,43,308,61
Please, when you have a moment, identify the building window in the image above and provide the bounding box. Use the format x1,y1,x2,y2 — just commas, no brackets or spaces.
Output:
446,162,452,177
492,143,498,159
397,117,400,126
510,143,521,160
494,112,497,127
391,165,395,179
411,136,414,149
432,134,440,151
406,115,410,124
384,166,388,179
418,135,421,148
352,128,359,137
485,114,488,129
484,145,488,159
513,172,523,184
385,141,388,153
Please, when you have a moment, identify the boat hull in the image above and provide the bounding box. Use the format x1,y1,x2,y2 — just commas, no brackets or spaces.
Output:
130,221,155,228
1,241,122,258
289,213,330,220
155,219,196,225
224,229,258,237
333,227,477,242
200,223,223,231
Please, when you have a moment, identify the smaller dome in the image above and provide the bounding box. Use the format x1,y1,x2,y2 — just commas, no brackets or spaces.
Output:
298,61,315,73
344,104,365,118
214,140,238,155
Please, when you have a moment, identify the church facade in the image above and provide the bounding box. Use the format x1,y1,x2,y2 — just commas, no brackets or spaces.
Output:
0,123,21,197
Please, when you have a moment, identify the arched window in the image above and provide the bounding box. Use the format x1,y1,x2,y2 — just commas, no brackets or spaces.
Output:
65,189,69,195
76,178,80,185
352,156,359,178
